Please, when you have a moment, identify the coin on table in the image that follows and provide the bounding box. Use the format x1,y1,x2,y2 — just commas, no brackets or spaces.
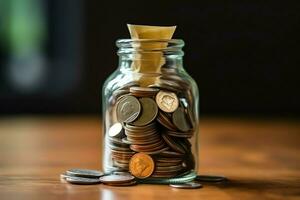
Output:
100,174,135,184
169,181,202,189
108,123,123,137
156,90,179,113
132,98,158,126
66,169,104,178
104,180,137,186
195,175,228,182
60,173,72,180
66,176,102,185
172,107,191,132
116,95,141,123
129,152,155,179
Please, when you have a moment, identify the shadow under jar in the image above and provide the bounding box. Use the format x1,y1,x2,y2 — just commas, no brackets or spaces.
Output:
102,39,199,183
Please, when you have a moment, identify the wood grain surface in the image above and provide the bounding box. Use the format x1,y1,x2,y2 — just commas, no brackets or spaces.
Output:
0,117,299,200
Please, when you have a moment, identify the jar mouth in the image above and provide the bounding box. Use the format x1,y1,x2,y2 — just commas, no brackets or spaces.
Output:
116,39,184,54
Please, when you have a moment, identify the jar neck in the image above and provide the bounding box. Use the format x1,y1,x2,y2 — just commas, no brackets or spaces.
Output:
116,39,184,73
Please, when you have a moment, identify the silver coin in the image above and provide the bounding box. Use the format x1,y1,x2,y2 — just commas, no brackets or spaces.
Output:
66,176,101,185
116,95,141,123
195,175,228,182
66,169,104,178
60,173,72,180
108,123,123,137
169,181,202,189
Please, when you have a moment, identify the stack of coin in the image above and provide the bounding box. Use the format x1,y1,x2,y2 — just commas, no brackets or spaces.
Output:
61,169,104,185
100,173,137,186
106,83,196,179
125,123,169,154
60,168,226,188
107,123,134,171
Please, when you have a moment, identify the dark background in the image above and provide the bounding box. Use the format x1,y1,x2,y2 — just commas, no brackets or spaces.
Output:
0,0,299,117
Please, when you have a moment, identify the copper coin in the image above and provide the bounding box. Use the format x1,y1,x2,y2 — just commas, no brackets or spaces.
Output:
156,90,179,113
125,123,155,130
130,139,166,152
108,143,131,152
116,95,141,123
134,147,169,155
132,98,158,126
165,130,193,138
157,111,177,131
158,150,184,158
129,87,159,97
100,174,135,184
172,107,191,132
156,157,183,163
129,153,155,179
104,180,137,186
162,134,186,154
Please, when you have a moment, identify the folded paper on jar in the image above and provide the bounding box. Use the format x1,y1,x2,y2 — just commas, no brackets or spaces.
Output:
127,24,176,76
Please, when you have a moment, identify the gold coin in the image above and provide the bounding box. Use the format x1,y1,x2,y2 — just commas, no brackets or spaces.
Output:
129,153,155,179
156,90,179,113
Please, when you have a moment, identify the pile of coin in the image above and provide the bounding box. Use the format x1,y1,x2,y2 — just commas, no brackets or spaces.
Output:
61,169,136,186
106,83,196,179
61,169,103,184
60,168,227,188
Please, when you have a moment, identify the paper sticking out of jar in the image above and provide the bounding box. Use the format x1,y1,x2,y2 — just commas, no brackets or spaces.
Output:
127,24,176,86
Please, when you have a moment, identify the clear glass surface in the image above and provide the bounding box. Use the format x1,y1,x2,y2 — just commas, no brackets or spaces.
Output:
102,39,199,181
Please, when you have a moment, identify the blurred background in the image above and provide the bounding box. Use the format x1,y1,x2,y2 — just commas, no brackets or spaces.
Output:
0,0,299,117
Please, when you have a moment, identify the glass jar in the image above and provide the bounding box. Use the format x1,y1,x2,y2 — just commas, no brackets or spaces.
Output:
102,39,199,183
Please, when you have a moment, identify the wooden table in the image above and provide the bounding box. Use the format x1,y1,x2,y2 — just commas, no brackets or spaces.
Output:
0,117,299,200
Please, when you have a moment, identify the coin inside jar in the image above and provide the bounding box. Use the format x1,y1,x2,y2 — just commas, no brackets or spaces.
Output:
108,123,123,137
129,153,155,179
116,95,141,123
132,98,158,126
129,87,159,97
107,84,196,179
172,107,191,132
155,90,179,113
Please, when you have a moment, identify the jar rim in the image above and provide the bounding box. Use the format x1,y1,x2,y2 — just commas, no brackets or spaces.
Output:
116,39,185,48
